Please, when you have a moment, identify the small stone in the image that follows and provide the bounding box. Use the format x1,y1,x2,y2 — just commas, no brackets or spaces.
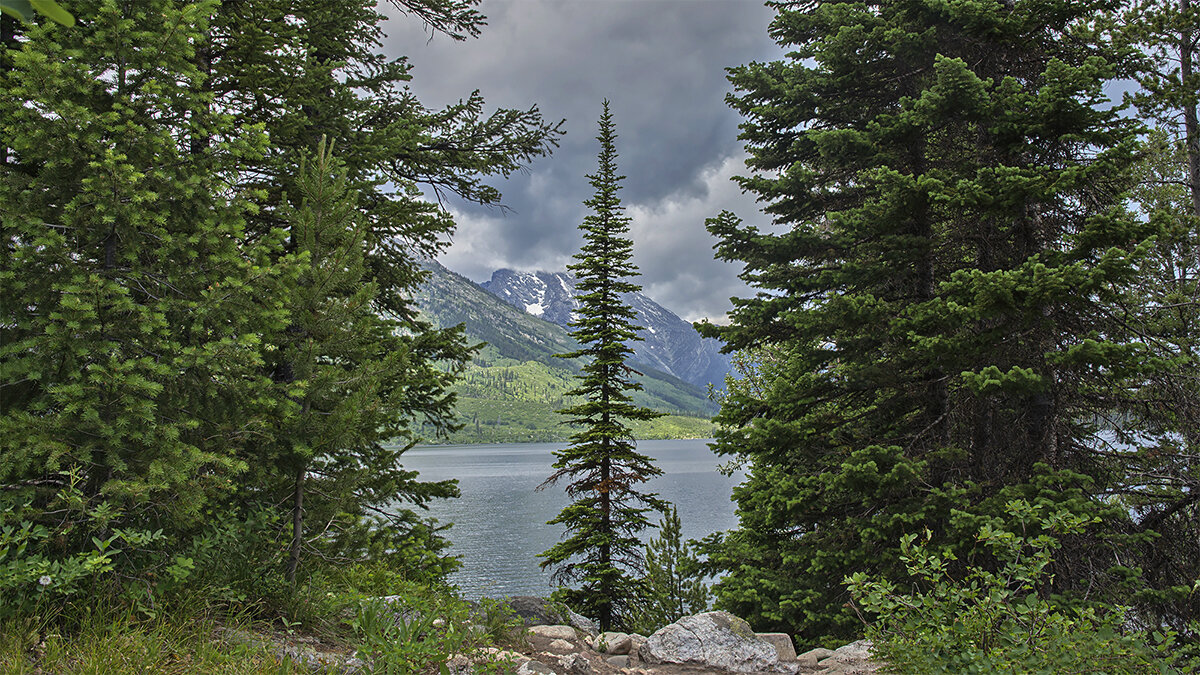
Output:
797,647,837,667
757,633,797,661
594,631,632,655
604,654,630,668
547,638,577,654
517,660,555,675
558,653,593,674
529,624,578,641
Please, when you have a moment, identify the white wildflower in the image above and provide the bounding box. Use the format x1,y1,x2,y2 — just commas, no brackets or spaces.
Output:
38,575,51,586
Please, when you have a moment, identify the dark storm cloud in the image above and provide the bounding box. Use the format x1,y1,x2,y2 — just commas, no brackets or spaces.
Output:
380,0,784,321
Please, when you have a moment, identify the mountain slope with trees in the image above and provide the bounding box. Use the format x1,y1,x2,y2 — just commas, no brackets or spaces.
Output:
482,268,732,390
411,259,716,443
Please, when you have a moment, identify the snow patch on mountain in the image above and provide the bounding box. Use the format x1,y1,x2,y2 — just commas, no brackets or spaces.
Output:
481,269,731,390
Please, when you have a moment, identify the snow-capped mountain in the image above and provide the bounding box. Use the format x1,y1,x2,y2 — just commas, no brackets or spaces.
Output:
481,269,731,390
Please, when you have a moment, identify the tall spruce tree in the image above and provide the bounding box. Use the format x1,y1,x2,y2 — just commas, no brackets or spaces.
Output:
700,0,1161,643
275,139,460,582
200,0,563,566
540,102,666,632
0,0,288,585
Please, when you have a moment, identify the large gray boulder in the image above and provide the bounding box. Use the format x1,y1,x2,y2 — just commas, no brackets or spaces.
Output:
488,596,598,636
639,611,785,673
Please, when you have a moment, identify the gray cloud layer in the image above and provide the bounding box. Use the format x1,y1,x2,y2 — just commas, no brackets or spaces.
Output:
381,0,783,322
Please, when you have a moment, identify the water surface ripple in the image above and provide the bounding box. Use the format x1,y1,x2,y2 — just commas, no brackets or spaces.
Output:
399,439,742,599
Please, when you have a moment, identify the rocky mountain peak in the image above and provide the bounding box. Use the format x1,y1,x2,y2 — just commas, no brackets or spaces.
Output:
481,268,731,390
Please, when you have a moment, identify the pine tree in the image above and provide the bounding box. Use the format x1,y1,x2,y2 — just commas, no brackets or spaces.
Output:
627,505,709,635
274,138,460,581
540,101,665,632
1107,0,1200,632
200,0,563,565
700,0,1159,642
1115,131,1200,630
1,0,288,582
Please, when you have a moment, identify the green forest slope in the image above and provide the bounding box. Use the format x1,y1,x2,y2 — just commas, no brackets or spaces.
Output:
412,261,717,443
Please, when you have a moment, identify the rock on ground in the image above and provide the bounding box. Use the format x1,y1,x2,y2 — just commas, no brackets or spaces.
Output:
815,640,882,675
494,596,600,636
639,611,785,673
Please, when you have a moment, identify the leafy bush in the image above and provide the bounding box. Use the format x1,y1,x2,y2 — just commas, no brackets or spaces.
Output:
845,500,1184,673
0,470,188,619
346,587,515,674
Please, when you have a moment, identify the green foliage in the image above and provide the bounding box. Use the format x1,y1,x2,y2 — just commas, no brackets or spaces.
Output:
0,0,72,26
540,102,666,632
701,0,1166,643
0,470,170,618
846,500,1183,674
1,0,559,630
1,0,289,604
347,589,515,675
241,138,466,583
199,0,560,578
626,505,708,635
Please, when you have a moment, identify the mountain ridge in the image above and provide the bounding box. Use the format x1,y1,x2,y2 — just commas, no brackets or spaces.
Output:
481,268,731,390
409,260,717,443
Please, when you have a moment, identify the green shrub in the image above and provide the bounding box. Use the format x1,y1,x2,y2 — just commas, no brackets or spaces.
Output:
0,470,184,619
346,586,515,674
845,500,1184,674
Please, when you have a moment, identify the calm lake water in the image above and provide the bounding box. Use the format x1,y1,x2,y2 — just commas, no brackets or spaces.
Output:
400,438,743,599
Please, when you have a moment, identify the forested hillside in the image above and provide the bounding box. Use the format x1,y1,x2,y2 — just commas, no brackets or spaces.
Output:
411,260,716,442
481,268,732,390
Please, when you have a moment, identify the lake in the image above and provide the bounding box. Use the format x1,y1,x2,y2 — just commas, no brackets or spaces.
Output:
400,438,743,599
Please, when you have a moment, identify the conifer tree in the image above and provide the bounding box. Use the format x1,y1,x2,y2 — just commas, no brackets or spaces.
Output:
541,102,665,632
1,1,288,578
200,0,563,564
700,0,1162,642
628,505,709,634
1116,130,1200,632
1104,0,1198,632
275,138,460,581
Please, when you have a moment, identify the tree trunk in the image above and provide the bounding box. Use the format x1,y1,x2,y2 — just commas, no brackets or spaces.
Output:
1183,0,1200,218
286,465,304,583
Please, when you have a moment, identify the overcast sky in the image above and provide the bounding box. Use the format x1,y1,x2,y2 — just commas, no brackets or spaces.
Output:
379,0,785,322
